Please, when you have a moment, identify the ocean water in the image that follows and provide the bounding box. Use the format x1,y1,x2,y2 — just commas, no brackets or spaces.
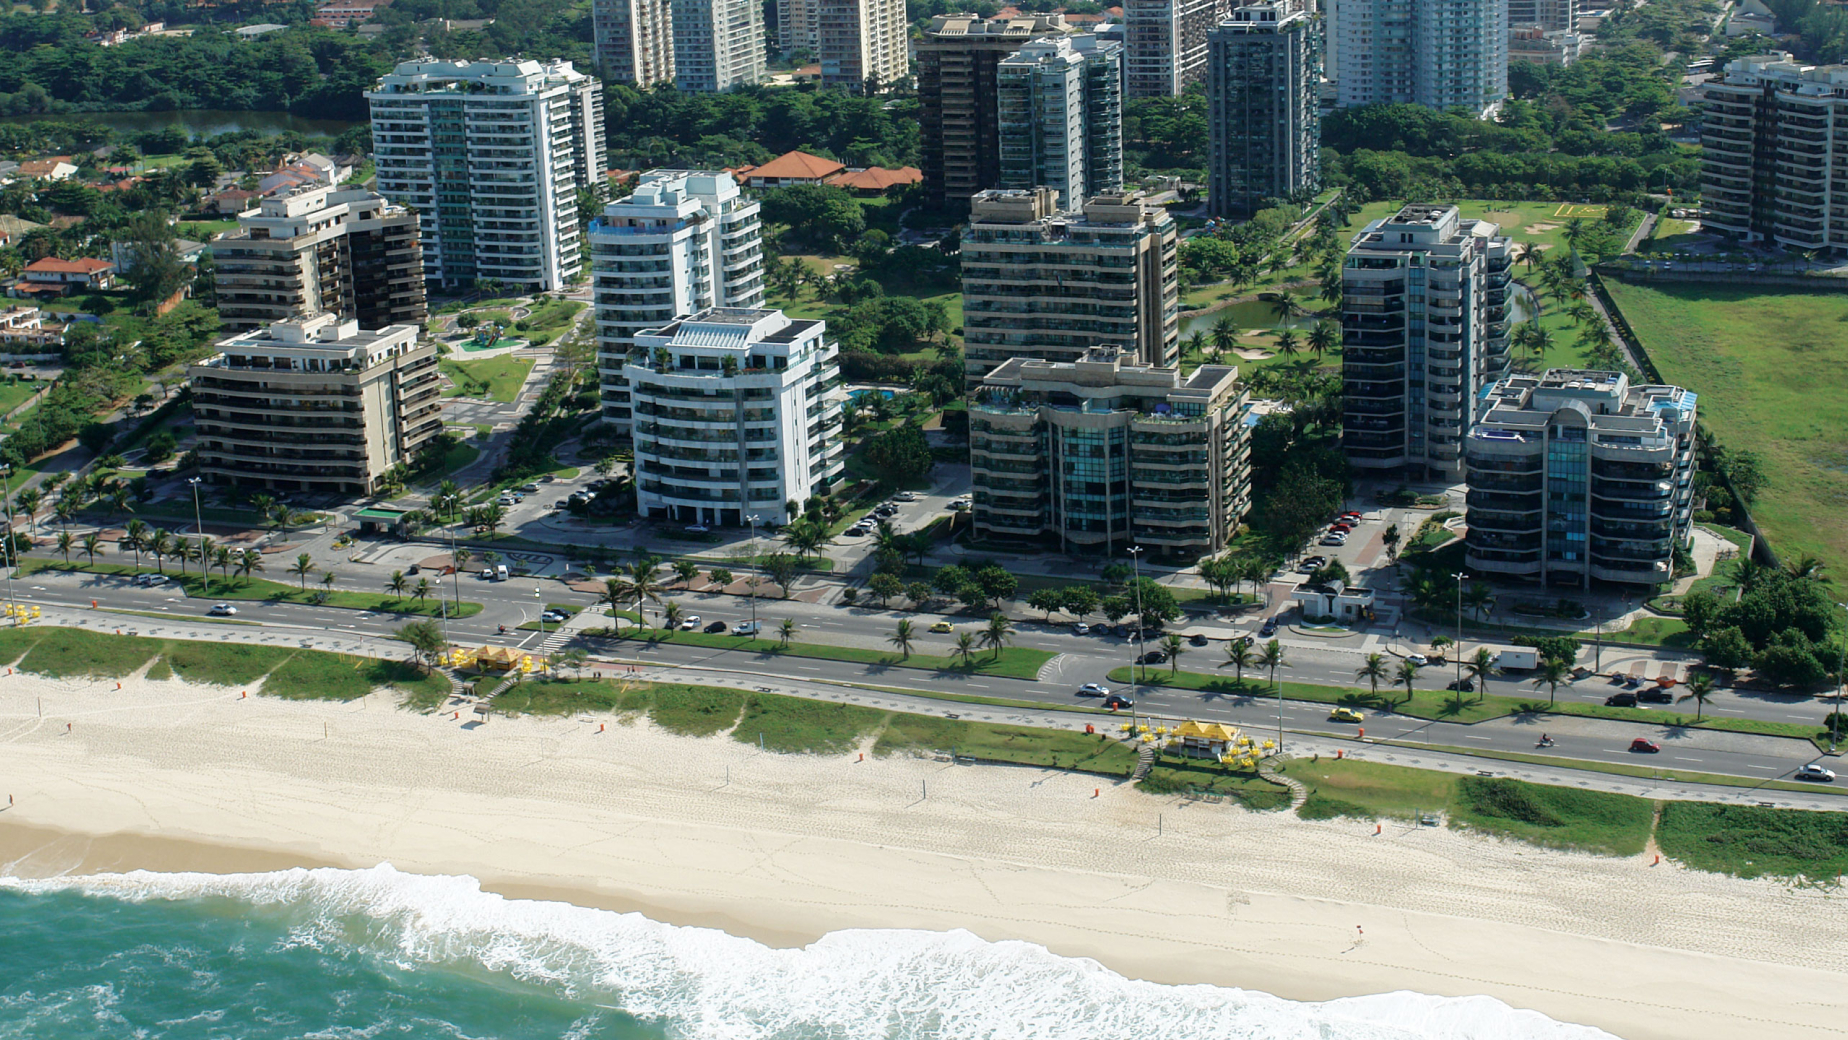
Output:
0,864,1620,1040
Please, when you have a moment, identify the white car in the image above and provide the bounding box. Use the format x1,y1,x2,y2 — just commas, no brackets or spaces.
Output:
1319,534,1347,546
732,620,761,636
894,491,919,501
680,615,701,630
1072,622,1090,635
208,603,238,616
683,523,711,534
1795,763,1837,782
1079,683,1110,696
1405,653,1429,666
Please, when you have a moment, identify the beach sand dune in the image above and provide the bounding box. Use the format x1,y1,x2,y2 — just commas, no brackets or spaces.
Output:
2,675,1845,1040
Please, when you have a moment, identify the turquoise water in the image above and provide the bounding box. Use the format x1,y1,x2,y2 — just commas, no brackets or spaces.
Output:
0,865,1620,1040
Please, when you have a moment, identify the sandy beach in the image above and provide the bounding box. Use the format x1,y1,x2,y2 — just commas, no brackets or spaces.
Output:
3,669,1846,1040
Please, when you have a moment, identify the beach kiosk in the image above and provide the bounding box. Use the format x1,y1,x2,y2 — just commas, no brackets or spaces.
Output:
1171,720,1241,760
472,645,521,672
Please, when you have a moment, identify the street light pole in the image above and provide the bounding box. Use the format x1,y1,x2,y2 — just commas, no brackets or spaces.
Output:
1835,602,1846,752
188,477,208,599
0,465,15,623
747,513,761,633
1452,571,1466,694
1129,546,1146,684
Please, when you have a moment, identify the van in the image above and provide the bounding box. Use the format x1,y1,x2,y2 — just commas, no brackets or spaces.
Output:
494,564,509,582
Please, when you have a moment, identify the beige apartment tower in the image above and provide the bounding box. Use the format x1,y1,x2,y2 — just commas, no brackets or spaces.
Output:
970,347,1253,559
961,187,1179,381
212,184,426,332
594,0,676,86
189,314,443,496
819,0,909,92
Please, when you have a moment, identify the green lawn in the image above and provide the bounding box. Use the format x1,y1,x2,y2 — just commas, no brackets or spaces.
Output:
1656,801,1848,880
0,380,43,416
440,355,533,402
21,560,482,619
1279,757,1652,855
1138,756,1294,809
1340,199,1639,254
0,625,446,703
1601,280,1848,581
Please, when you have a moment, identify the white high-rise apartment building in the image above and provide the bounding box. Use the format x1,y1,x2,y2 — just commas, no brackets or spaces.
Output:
1701,53,1848,250
594,0,676,86
673,0,766,91
1507,0,1576,32
1121,0,1220,98
1340,204,1513,480
1335,0,1505,115
590,170,766,431
627,308,846,527
996,34,1124,210
368,59,606,293
819,0,909,92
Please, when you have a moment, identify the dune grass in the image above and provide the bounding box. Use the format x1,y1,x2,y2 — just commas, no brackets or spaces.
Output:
875,713,1140,774
734,695,887,754
1655,801,1848,881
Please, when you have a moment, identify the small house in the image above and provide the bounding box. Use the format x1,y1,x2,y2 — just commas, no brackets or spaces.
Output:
1171,720,1241,759
1291,579,1375,623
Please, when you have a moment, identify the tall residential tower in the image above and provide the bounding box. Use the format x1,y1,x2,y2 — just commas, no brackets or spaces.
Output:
1700,53,1848,250
819,0,910,92
1206,3,1322,218
673,0,766,91
1334,0,1505,115
593,0,675,86
1122,0,1220,98
996,33,1124,209
368,59,606,293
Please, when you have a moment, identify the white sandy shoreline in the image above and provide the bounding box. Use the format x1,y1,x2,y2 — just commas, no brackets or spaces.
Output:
2,671,1846,1040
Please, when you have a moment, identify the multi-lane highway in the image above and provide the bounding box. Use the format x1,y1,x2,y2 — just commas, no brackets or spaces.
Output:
8,563,1843,795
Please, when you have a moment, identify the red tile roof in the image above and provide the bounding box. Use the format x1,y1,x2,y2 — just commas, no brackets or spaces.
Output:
743,150,845,182
24,257,113,275
826,166,923,191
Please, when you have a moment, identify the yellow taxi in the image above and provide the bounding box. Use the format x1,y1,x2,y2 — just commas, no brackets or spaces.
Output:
1328,707,1365,724
929,621,955,633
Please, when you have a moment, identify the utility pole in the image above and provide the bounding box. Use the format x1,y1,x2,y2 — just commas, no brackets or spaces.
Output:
1452,571,1466,694
189,477,208,598
1129,545,1146,685
746,513,761,633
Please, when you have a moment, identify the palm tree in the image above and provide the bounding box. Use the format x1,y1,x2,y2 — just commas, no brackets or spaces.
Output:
619,557,667,624
1258,639,1287,688
386,569,409,601
1185,329,1208,362
980,612,1014,659
149,528,172,574
1516,241,1541,270
663,600,684,630
454,548,472,576
1355,653,1389,699
1273,328,1300,358
56,530,73,563
15,487,39,536
954,631,976,666
1786,554,1828,583
124,518,148,569
1269,289,1302,325
1534,657,1570,707
289,552,316,589
1678,673,1715,721
1461,581,1495,622
602,576,630,629
1465,647,1497,704
1306,320,1338,360
1223,636,1255,687
236,548,263,584
1211,315,1239,358
673,559,701,588
320,571,337,598
1162,632,1186,675
435,480,462,519
412,577,432,604
214,546,233,585
887,619,915,659
1395,660,1420,705
80,532,104,565
779,617,796,646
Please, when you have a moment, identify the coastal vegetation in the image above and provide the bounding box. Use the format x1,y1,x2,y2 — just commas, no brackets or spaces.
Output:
20,559,483,619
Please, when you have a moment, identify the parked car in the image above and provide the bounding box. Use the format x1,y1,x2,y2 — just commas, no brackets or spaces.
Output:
1297,556,1326,572
1329,707,1364,723
1319,534,1347,546
134,574,171,587
1102,693,1134,710
703,621,728,633
1189,633,1208,646
1078,683,1110,696
1113,624,1130,637
1405,653,1429,666
732,620,761,636
540,611,569,624
929,621,954,633
683,524,711,534
207,603,238,616
479,568,495,580
1628,738,1660,753
1258,617,1279,638
894,491,919,501
680,616,701,630
1795,762,1838,782
1071,622,1090,635
1605,692,1638,707
842,527,866,538
518,483,540,493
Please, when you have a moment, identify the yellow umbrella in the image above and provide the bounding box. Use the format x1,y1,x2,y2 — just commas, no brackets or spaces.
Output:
1261,739,1276,751
1137,724,1150,734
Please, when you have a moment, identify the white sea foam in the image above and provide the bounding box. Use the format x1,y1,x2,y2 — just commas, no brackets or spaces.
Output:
0,865,1622,1040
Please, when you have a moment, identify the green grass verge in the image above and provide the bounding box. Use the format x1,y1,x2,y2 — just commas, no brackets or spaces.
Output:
0,625,446,703
440,355,533,402
735,695,887,754
1656,801,1848,880
1137,757,1293,810
1278,757,1651,855
594,626,1054,679
874,713,1140,774
21,561,483,619
1602,279,1848,584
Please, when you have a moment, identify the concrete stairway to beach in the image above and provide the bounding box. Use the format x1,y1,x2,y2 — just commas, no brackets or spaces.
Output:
1258,758,1310,812
1131,744,1157,781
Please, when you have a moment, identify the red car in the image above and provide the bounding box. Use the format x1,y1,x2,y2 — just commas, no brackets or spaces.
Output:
1629,738,1660,753
1330,522,1353,533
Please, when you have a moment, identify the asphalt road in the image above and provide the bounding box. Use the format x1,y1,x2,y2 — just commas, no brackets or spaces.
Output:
10,567,1842,793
